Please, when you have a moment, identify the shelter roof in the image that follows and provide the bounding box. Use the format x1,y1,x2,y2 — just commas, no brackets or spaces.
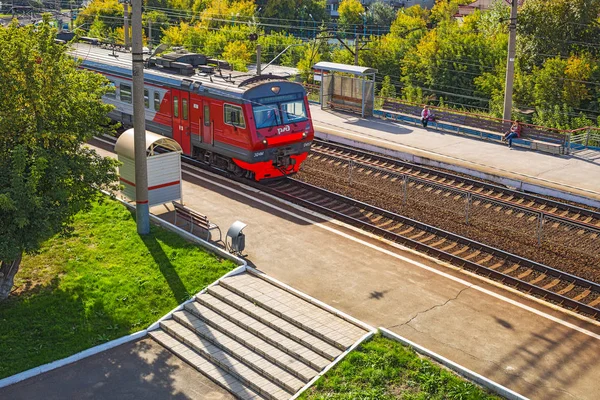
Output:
312,62,377,76
115,129,182,159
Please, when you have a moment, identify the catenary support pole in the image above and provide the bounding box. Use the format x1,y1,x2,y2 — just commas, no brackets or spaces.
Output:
132,0,150,235
123,2,130,51
502,0,518,121
354,36,359,66
256,44,261,75
148,19,152,51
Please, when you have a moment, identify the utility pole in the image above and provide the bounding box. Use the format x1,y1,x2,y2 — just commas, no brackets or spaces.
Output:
256,44,261,75
123,1,130,51
503,0,518,121
148,18,152,51
354,35,359,66
131,0,150,235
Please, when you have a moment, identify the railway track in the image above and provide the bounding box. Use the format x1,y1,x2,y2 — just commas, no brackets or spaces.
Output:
310,139,600,230
261,178,600,320
91,134,600,320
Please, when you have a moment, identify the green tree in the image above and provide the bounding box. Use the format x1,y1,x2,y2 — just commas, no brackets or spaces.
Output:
367,1,396,29
0,20,119,301
518,0,600,68
223,40,251,71
75,0,123,31
338,0,365,35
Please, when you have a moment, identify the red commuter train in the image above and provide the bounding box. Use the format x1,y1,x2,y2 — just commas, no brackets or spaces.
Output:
73,43,314,180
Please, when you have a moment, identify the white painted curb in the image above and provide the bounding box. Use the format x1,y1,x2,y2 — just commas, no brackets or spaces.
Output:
0,195,247,390
379,328,529,400
0,330,146,389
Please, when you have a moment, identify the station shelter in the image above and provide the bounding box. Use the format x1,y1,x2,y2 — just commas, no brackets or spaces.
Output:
312,61,378,118
115,129,183,206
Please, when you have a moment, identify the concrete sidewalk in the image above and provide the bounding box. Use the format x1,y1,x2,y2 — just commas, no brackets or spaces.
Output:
310,106,600,203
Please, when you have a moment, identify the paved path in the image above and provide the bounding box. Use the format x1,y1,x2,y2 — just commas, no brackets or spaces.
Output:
309,106,600,201
0,338,235,400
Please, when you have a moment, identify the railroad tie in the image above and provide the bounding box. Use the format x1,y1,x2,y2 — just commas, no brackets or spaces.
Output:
588,297,600,308
529,274,546,285
440,242,458,252
429,238,447,247
476,254,493,265
502,264,520,274
410,231,426,240
573,289,591,302
488,261,505,270
390,177,398,182
543,279,561,290
370,215,384,223
515,198,525,204
474,187,484,193
451,246,469,256
388,223,404,231
398,226,415,235
463,250,481,260
517,269,533,279
419,234,437,243
557,283,575,296
583,217,592,223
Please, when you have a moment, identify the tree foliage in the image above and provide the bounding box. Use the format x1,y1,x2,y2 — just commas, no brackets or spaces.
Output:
367,2,396,29
338,0,365,35
0,20,119,301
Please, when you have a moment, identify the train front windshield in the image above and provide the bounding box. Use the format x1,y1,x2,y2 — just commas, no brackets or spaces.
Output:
253,93,308,129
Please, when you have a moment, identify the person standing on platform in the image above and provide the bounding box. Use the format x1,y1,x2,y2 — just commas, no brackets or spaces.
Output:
502,121,521,149
421,105,434,128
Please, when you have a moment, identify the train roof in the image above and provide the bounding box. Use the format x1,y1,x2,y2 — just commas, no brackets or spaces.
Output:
70,43,303,101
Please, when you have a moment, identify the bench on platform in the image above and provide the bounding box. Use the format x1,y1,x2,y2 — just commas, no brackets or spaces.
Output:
172,201,222,242
381,100,567,155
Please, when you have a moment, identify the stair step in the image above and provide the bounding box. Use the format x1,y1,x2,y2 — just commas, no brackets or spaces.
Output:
172,310,307,392
160,319,292,400
221,273,367,347
149,330,265,400
206,285,342,361
186,298,326,375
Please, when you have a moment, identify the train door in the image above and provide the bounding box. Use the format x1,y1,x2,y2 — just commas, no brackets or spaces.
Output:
171,89,191,154
202,100,213,145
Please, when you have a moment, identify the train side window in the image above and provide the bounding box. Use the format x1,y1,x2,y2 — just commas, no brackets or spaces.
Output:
173,96,179,118
182,98,188,120
105,81,116,99
203,105,210,126
143,89,149,108
224,104,245,128
120,83,132,103
154,92,160,111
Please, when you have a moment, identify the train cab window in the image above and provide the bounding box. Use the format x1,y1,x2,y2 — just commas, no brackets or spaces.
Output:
253,105,281,129
104,81,116,99
281,99,307,124
144,89,149,108
182,98,188,120
154,92,160,111
173,96,179,118
224,104,245,128
120,84,132,103
203,105,210,126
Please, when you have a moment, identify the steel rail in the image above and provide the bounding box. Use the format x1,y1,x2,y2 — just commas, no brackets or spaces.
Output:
312,139,600,223
264,178,600,319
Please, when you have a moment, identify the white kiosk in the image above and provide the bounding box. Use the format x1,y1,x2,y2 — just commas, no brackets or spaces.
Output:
115,129,183,206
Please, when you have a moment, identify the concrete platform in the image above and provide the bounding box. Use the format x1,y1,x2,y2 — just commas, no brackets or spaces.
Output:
0,338,236,400
157,165,600,400
309,106,600,206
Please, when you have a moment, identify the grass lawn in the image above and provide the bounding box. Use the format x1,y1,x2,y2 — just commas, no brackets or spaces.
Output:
0,197,236,379
300,334,502,400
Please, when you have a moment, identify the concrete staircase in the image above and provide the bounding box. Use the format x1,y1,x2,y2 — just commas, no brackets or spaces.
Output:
149,270,370,400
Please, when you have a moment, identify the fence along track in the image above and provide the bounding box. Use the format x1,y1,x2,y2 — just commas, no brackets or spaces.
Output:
312,139,600,228
263,178,600,320
310,140,600,253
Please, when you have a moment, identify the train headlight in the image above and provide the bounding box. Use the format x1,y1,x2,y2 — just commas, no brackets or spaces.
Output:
302,132,307,138
262,139,268,146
